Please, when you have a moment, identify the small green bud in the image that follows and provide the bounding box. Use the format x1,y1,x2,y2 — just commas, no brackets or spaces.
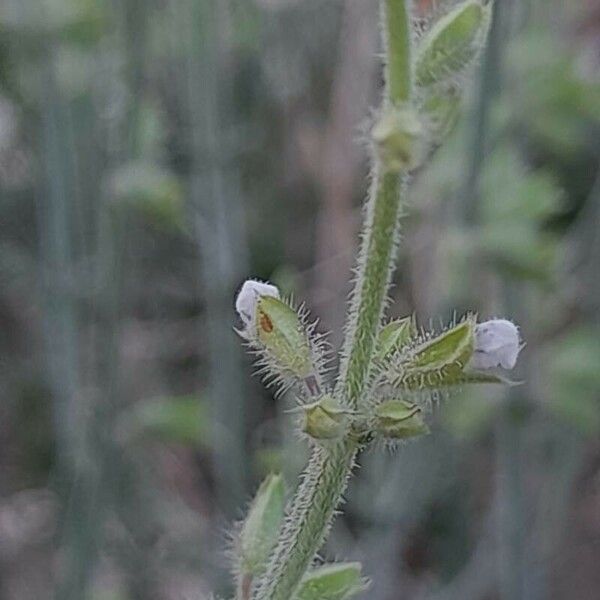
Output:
372,106,427,172
239,474,285,577
374,400,430,439
255,296,314,380
377,316,417,360
388,317,476,390
301,395,348,440
415,0,492,88
297,562,368,600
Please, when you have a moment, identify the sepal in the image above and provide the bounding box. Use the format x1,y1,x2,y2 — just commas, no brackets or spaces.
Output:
255,296,315,382
385,317,476,391
300,395,349,441
373,400,430,440
297,562,368,600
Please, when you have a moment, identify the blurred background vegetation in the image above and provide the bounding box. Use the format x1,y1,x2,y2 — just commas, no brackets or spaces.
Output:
0,0,599,598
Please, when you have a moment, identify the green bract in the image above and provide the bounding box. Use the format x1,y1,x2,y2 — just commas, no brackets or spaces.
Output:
301,396,348,441
377,316,417,360
415,0,492,88
297,563,368,600
239,474,285,577
374,400,430,439
387,318,476,390
256,296,315,380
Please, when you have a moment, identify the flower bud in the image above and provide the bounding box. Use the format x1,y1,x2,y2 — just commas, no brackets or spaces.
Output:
235,279,280,327
415,0,492,88
297,562,368,600
372,106,426,172
301,395,348,440
374,400,429,440
469,319,522,370
239,473,285,577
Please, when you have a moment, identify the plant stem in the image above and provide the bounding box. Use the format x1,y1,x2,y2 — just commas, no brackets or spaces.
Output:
252,3,412,598
383,0,413,105
337,171,405,410
253,442,357,600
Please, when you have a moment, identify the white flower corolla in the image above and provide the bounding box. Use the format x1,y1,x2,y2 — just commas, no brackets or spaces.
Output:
469,319,522,370
235,279,280,327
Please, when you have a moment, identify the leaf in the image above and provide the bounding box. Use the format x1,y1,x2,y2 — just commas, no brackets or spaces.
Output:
415,0,491,88
239,474,286,577
297,562,368,600
377,316,417,360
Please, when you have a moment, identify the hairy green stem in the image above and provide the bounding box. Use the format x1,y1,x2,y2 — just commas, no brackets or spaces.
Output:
253,442,357,600
383,0,413,104
251,170,405,600
337,171,405,410
252,3,412,599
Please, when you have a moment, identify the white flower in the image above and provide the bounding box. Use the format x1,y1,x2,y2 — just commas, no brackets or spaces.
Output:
235,279,280,327
469,319,522,370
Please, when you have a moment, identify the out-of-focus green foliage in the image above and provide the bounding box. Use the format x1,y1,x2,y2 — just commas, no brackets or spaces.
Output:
108,162,184,230
0,0,106,44
127,395,208,446
479,145,563,281
509,30,600,159
546,327,600,435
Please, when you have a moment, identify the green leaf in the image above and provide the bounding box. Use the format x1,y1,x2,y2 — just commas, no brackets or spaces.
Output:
415,0,492,88
297,562,368,600
377,316,417,360
239,474,286,577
